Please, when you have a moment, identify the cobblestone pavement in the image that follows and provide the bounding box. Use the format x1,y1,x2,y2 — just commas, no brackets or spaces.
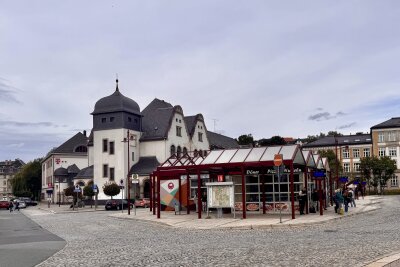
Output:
23,196,400,267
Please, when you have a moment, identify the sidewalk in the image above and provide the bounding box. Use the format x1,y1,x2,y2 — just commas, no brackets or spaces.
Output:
36,196,381,228
109,195,382,230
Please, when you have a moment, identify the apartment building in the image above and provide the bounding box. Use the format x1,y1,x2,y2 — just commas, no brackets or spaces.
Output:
0,159,25,199
371,117,400,189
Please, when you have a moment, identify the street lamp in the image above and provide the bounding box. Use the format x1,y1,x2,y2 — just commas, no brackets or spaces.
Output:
122,130,131,215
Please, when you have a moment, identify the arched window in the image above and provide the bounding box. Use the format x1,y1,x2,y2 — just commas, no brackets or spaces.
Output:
177,146,182,158
183,147,188,155
199,150,203,157
194,149,198,157
204,151,208,157
170,145,176,157
75,145,88,152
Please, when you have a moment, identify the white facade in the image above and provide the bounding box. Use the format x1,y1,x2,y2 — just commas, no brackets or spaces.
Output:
93,128,140,200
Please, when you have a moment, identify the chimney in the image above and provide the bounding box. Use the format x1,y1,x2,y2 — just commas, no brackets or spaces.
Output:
83,130,87,137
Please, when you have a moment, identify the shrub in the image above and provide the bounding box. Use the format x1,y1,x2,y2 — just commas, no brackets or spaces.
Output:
103,182,120,199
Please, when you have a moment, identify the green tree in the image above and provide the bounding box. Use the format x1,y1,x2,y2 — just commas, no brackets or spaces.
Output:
360,156,376,193
10,158,42,200
318,149,343,181
103,182,120,199
373,156,397,194
258,136,287,146
237,134,254,146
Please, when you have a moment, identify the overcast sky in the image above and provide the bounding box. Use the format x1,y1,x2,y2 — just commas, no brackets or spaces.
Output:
1,1,400,162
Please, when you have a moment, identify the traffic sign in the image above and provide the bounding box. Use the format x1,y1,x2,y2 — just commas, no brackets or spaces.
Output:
74,185,81,193
274,154,283,167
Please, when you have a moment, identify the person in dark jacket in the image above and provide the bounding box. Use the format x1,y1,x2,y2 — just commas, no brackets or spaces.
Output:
311,189,319,211
9,201,13,212
298,188,307,215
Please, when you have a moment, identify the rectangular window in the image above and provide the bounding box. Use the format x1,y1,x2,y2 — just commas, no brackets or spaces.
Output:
342,150,349,159
176,126,182,137
110,168,115,181
343,163,350,173
352,149,360,158
391,176,398,187
389,147,397,157
109,141,115,155
363,148,371,157
378,147,386,157
388,132,396,142
101,118,106,123
198,132,203,142
103,139,108,152
353,163,360,172
103,164,108,177
131,152,134,161
378,132,385,142
110,117,115,122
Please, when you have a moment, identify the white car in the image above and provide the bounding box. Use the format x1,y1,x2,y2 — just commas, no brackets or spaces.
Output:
13,199,27,209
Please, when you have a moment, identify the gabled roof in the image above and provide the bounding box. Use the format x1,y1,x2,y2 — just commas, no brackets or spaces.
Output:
302,150,316,168
207,131,239,149
130,157,160,176
302,134,371,148
67,164,80,174
54,167,68,176
52,132,89,154
141,98,175,141
371,117,400,130
75,165,94,179
184,114,205,138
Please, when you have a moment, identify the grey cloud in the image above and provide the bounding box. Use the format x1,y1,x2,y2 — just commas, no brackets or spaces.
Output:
0,80,20,103
308,112,333,121
0,120,58,127
338,122,356,129
336,111,346,116
316,107,324,111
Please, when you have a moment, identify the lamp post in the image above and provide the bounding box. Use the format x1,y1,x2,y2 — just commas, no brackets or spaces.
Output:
122,130,131,215
58,177,61,207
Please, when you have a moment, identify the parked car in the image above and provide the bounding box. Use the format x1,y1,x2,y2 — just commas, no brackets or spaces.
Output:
0,200,10,209
19,197,38,206
134,198,150,208
105,200,133,210
13,199,26,209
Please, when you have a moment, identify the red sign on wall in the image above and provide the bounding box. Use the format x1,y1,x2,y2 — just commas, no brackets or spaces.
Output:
55,158,60,164
217,175,224,182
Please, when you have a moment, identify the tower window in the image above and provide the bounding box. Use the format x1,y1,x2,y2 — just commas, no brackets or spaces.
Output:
101,118,106,123
109,141,115,155
110,117,115,122
176,126,182,137
110,168,115,181
103,139,108,152
198,132,203,142
128,117,132,122
103,164,108,177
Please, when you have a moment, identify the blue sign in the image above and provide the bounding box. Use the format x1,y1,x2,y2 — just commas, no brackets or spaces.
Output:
353,181,360,185
313,171,326,178
362,181,367,185
92,184,98,190
339,176,348,183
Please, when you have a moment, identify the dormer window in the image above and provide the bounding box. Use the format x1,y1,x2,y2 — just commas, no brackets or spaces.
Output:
74,146,87,153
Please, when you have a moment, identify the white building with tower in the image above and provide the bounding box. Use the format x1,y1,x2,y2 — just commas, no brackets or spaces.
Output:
42,80,238,202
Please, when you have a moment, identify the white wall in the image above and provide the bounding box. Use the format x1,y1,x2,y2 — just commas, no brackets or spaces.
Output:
93,128,140,200
189,120,210,152
140,140,167,164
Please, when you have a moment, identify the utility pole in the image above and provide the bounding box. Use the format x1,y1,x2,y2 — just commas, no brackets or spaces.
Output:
122,130,131,215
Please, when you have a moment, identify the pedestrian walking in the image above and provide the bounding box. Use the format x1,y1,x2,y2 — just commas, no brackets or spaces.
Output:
311,189,319,211
15,200,20,211
349,188,356,207
335,189,344,214
9,201,13,213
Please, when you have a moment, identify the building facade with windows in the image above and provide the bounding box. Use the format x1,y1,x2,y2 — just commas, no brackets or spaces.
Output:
302,133,372,180
371,117,400,189
0,159,25,199
43,81,238,202
41,132,89,201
